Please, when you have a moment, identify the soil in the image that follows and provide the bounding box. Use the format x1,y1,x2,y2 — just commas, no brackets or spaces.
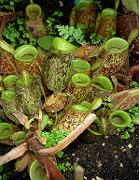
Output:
61,127,139,180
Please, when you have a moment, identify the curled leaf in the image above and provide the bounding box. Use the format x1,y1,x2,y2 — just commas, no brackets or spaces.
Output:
109,110,131,128
108,89,139,110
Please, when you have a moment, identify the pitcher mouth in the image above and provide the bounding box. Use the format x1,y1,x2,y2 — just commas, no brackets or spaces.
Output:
76,0,94,8
101,8,117,20
53,37,77,52
26,3,42,19
104,37,129,54
14,45,37,62
71,73,91,87
73,58,91,72
109,110,131,128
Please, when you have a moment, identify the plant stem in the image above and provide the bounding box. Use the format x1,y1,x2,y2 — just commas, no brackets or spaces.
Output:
0,143,28,165
29,0,33,4
115,0,120,10
27,132,65,180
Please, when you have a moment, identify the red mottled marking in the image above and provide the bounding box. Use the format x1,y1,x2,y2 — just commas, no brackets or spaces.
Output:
117,14,139,44
73,4,97,34
0,53,16,75
99,51,128,76
97,17,117,38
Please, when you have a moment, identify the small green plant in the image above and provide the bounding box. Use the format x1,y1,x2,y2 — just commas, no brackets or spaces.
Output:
121,131,130,139
105,102,113,109
111,31,116,37
57,162,74,173
46,17,57,35
0,0,23,11
56,25,87,45
89,32,102,45
95,0,103,10
127,102,139,125
52,10,63,17
3,23,20,44
102,97,113,109
89,29,116,45
41,129,69,148
0,163,18,180
2,18,36,48
46,10,63,35
130,81,139,88
128,103,139,114
121,99,139,139
56,151,64,158
41,129,69,161
121,123,135,139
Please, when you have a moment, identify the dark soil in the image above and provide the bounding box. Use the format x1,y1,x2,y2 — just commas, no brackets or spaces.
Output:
61,127,139,180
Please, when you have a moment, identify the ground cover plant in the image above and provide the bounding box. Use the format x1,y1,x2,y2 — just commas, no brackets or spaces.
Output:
0,0,139,179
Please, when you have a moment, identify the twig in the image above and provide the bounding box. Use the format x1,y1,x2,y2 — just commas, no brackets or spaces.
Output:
0,143,28,165
74,165,84,180
27,132,65,180
12,111,28,126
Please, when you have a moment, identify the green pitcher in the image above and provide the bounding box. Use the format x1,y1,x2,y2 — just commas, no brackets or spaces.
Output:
70,0,97,35
92,37,129,76
0,40,41,75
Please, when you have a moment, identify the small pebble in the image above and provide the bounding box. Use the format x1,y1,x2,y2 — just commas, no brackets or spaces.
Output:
102,143,105,146
113,150,117,154
76,157,80,162
121,146,126,152
97,161,103,168
96,176,104,180
120,162,123,167
128,143,133,149
72,153,76,157
59,0,64,6
105,136,109,139
115,155,118,159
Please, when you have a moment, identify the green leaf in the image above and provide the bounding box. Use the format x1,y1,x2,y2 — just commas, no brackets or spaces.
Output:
56,151,64,158
121,0,139,15
17,18,24,25
121,131,130,139
0,165,3,173
41,129,69,148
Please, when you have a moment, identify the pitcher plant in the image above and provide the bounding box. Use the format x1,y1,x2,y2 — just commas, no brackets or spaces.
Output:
0,39,42,75
117,0,139,44
91,37,129,76
25,0,47,37
95,8,117,39
70,0,97,35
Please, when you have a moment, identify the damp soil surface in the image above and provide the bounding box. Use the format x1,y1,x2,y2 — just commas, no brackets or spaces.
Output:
61,127,139,180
